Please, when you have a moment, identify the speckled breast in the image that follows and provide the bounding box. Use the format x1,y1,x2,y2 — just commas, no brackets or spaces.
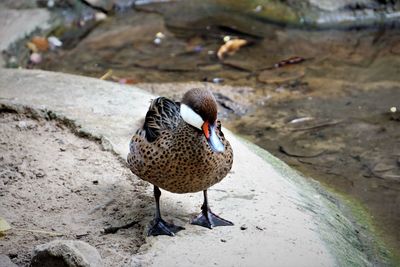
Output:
127,122,233,193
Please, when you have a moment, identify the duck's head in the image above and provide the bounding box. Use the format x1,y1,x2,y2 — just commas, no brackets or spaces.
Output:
180,88,224,153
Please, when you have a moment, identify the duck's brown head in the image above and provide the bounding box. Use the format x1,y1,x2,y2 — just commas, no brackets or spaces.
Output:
180,88,224,153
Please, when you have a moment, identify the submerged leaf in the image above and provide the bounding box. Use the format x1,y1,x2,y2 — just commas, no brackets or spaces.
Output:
274,56,305,68
217,39,248,60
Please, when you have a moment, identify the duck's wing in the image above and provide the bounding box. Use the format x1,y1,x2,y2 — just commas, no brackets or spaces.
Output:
141,97,181,142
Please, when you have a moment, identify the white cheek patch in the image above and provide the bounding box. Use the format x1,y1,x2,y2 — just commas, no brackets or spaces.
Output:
180,104,204,130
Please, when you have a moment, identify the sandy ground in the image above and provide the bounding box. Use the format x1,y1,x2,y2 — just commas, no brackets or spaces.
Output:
0,112,152,266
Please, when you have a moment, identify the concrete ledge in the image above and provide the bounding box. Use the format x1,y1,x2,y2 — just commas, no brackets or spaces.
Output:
0,69,373,266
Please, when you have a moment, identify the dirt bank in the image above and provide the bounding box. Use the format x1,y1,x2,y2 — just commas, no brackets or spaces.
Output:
0,111,151,266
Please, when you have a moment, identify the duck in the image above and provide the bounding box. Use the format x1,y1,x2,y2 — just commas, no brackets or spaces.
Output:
127,88,234,236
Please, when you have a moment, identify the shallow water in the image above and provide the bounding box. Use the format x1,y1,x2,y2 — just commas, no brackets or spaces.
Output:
27,1,400,257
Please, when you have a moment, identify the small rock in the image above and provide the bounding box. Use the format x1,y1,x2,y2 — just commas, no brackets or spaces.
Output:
31,240,103,267
240,224,247,230
220,239,227,243
16,121,28,130
92,180,99,185
0,254,18,267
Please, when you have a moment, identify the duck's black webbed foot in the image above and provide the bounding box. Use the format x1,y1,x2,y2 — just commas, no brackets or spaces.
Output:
148,218,185,236
191,208,234,229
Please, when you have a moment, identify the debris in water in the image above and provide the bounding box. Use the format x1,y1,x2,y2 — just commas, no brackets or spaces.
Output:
254,5,263,12
217,39,248,60
212,77,224,84
31,36,49,52
289,120,342,131
47,0,55,8
274,56,305,68
118,77,139,84
99,69,113,80
154,32,165,45
30,53,42,64
95,12,107,21
48,36,62,49
258,68,305,84
279,144,325,158
289,117,314,124
26,42,38,52
153,38,162,45
223,35,231,42
156,32,165,39
389,106,399,121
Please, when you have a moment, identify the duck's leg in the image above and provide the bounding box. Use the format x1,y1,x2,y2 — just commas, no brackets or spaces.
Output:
148,185,185,236
191,190,234,229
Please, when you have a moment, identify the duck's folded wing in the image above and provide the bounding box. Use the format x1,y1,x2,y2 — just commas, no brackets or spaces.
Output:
142,97,180,142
